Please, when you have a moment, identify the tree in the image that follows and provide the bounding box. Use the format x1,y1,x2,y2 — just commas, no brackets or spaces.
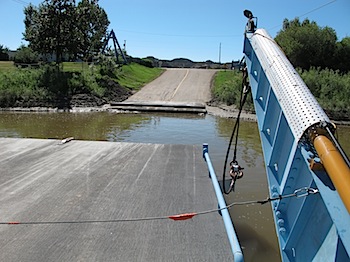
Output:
23,0,109,64
275,18,337,70
76,0,109,61
334,37,350,73
0,45,9,61
24,0,77,64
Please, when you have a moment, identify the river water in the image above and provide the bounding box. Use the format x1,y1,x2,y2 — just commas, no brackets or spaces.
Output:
0,111,349,261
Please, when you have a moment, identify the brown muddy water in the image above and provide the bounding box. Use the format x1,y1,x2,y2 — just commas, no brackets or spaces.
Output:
0,111,349,261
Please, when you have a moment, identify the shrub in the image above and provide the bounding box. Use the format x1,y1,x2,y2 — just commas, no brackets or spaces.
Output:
0,69,46,106
212,70,254,111
14,46,39,64
299,67,350,119
38,65,71,97
95,54,118,78
69,68,104,97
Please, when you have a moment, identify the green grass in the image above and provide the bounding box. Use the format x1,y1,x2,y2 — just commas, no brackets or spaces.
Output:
0,68,48,106
62,62,90,72
0,61,164,90
212,70,254,111
0,61,90,72
0,61,164,107
212,70,242,105
60,62,164,90
0,61,15,71
116,63,164,90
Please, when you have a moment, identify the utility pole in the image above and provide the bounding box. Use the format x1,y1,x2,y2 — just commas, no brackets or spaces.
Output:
219,42,221,64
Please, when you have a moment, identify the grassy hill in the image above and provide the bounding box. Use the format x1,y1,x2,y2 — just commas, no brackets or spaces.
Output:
0,61,163,108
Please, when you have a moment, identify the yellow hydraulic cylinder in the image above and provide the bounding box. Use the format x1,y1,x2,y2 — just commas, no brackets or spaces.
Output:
313,134,350,213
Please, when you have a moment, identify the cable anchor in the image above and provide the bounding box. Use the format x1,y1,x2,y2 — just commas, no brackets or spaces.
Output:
294,187,319,198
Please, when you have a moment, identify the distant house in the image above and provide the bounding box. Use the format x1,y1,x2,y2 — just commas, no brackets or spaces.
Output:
39,53,72,62
7,50,79,63
7,50,17,60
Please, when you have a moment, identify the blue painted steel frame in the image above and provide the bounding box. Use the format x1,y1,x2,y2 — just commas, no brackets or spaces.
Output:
202,144,244,262
243,31,350,261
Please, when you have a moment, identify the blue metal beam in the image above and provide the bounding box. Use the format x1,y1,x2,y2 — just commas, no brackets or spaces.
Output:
202,143,244,262
243,28,350,261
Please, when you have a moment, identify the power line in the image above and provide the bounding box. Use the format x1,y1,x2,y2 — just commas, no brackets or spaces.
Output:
8,0,337,38
11,0,30,6
117,1,337,39
268,0,337,31
117,29,242,38
296,0,337,19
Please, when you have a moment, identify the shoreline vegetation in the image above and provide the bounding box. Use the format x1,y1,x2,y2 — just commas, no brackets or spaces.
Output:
211,69,350,124
0,61,349,125
0,60,163,109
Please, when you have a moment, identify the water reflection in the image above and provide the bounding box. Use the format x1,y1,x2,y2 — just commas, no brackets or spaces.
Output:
0,112,150,141
215,117,280,260
0,111,349,262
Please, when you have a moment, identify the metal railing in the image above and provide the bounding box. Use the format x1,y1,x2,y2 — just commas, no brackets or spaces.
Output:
202,144,244,262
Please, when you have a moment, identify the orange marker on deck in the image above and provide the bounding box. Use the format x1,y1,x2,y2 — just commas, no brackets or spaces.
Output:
168,212,197,221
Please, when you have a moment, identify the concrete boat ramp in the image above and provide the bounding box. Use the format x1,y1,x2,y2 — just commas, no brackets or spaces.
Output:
109,69,214,114
109,101,207,114
0,138,233,261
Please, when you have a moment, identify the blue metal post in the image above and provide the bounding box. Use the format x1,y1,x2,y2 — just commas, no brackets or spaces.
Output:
203,143,244,262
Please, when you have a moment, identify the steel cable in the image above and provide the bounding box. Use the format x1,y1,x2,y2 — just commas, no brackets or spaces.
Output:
222,62,250,194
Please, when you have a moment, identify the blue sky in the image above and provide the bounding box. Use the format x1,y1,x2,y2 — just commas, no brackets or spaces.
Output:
0,0,349,62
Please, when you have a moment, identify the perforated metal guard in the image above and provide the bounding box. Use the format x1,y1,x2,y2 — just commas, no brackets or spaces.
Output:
248,29,330,140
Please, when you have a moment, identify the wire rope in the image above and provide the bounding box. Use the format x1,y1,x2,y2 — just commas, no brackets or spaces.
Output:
0,187,318,225
222,61,250,194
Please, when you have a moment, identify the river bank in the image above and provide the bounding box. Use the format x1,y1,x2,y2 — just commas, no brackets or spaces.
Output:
0,67,348,125
2,103,349,126
0,101,254,118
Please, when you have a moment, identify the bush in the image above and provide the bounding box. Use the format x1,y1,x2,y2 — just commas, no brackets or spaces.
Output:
212,70,254,111
95,54,118,78
14,46,39,64
38,65,70,97
69,67,104,97
299,68,350,120
0,69,46,106
212,67,349,120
